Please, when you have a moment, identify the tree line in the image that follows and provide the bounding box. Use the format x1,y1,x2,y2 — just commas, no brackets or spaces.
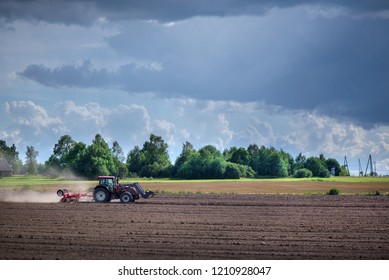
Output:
1,134,347,179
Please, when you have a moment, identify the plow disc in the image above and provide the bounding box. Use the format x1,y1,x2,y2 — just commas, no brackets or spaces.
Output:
57,189,93,203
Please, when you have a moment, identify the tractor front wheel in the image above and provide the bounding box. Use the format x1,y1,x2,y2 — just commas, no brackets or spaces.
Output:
120,192,134,203
93,188,110,203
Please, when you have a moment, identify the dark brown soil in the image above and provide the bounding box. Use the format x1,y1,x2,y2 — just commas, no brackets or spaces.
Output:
0,194,388,259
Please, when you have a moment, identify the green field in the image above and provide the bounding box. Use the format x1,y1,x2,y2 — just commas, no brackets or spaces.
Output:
2,175,389,185
0,176,94,191
1,175,389,195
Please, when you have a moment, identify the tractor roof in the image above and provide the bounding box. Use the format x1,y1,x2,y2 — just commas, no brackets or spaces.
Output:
98,176,116,179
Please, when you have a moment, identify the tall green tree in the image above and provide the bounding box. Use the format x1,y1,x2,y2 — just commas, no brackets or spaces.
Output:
67,141,87,176
197,145,223,178
172,141,195,177
198,145,222,159
111,141,126,177
295,153,306,171
247,145,288,177
111,141,125,162
175,152,200,179
175,144,254,179
0,140,22,174
127,134,172,178
260,148,288,177
228,147,251,166
280,149,295,176
46,135,87,177
127,145,142,176
247,144,260,175
83,134,117,178
25,146,39,175
46,135,76,170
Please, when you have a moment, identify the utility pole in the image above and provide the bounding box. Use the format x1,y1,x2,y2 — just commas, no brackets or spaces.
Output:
364,154,374,176
343,156,350,176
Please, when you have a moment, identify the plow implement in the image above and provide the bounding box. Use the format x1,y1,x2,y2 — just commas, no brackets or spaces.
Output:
57,189,93,203
56,176,155,203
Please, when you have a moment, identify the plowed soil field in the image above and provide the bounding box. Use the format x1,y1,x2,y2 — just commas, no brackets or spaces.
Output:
1,193,388,260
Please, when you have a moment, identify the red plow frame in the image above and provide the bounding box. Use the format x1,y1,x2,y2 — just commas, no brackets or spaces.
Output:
57,189,93,203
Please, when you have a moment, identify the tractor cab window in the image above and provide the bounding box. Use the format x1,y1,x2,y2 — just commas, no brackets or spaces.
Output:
100,178,114,191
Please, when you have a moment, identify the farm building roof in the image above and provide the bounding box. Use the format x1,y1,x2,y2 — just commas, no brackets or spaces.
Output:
0,158,13,172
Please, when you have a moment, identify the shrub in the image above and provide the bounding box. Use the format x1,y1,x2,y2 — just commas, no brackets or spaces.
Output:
320,168,331,178
305,157,330,178
327,188,340,195
368,190,381,196
224,163,241,179
294,168,313,178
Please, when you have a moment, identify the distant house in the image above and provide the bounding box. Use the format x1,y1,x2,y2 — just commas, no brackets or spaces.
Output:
0,158,13,177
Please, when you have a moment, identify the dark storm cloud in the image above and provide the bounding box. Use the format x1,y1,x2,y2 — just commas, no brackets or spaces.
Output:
19,60,114,88
0,0,98,25
18,59,163,90
1,0,389,25
18,11,389,128
9,1,389,129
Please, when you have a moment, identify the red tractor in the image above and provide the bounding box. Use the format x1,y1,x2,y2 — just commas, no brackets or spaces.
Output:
93,176,154,203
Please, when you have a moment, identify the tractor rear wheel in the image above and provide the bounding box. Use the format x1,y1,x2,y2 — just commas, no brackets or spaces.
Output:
120,192,134,203
93,188,110,203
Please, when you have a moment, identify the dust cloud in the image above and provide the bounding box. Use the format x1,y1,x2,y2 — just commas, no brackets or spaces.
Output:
0,190,60,203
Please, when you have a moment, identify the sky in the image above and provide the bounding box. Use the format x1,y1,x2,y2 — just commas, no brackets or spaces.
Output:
1,0,389,175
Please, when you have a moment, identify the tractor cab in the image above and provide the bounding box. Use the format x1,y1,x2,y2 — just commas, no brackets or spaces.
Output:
98,176,118,193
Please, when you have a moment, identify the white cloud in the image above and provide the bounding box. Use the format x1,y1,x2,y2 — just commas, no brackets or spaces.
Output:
377,132,389,152
215,113,234,149
1,97,389,174
62,100,109,126
377,159,389,174
0,129,22,146
52,101,156,150
155,119,176,133
305,5,349,19
245,118,275,146
4,100,62,134
154,119,177,147
117,104,152,133
279,111,367,156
